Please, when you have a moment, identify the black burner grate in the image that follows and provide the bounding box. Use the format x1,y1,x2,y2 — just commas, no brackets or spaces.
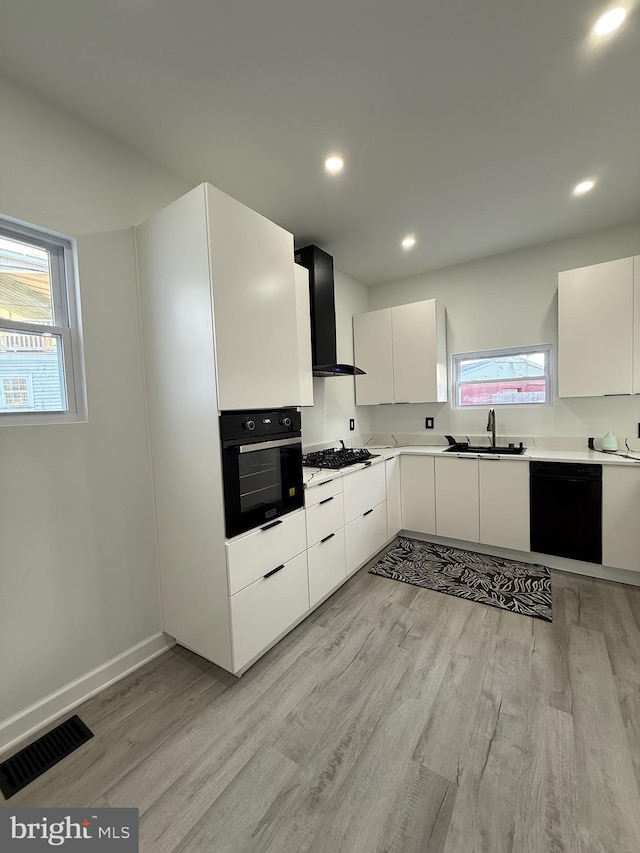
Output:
0,715,93,799
302,448,378,469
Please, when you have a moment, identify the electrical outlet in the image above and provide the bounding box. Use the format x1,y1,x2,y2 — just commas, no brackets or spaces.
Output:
349,419,355,431
425,417,434,429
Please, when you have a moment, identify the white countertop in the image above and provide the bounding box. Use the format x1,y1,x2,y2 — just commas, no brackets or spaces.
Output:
303,444,640,487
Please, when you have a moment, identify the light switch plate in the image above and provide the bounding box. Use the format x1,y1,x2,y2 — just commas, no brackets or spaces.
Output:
425,417,434,429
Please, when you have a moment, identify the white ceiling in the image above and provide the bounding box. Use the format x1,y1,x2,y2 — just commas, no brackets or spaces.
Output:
0,0,638,284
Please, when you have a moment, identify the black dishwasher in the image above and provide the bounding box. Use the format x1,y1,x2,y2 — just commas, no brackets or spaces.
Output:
530,462,602,564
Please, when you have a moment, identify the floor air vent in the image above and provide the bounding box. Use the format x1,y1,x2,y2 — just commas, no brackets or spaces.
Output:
0,715,93,799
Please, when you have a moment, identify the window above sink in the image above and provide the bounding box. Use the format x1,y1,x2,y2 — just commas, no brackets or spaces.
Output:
452,344,552,408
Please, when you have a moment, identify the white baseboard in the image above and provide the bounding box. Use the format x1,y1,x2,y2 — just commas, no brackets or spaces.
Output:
0,632,175,756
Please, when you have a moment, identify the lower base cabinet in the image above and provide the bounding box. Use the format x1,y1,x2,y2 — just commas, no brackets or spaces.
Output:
230,550,309,671
434,455,479,541
308,527,346,606
479,459,530,551
602,466,640,572
400,455,435,533
226,509,307,595
345,502,388,574
385,456,402,538
433,455,530,551
227,451,639,676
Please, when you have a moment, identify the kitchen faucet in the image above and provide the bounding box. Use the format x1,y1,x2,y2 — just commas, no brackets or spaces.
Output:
487,408,496,447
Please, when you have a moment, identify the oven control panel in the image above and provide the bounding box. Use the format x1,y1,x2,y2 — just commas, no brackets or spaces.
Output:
220,409,302,443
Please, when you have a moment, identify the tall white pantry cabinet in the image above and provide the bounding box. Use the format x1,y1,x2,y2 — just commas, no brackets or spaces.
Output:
135,183,308,674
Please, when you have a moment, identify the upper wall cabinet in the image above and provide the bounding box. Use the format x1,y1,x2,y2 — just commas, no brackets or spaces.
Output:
207,184,301,409
137,183,303,411
352,308,394,404
558,256,639,398
353,299,447,405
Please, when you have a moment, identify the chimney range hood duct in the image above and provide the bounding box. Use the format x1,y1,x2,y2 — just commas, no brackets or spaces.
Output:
294,244,365,377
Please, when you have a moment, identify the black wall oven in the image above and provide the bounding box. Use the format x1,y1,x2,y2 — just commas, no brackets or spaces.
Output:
220,409,303,538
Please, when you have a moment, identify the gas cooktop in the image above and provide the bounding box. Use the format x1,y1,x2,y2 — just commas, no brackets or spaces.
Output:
302,448,380,470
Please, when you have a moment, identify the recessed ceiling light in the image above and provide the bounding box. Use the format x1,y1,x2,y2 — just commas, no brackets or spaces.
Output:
593,6,627,36
401,235,416,250
324,154,345,174
573,179,596,196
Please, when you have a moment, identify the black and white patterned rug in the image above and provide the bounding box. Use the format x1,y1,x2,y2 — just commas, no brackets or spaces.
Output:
370,537,552,621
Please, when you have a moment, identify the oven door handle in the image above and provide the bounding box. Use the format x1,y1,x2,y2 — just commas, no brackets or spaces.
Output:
239,437,302,453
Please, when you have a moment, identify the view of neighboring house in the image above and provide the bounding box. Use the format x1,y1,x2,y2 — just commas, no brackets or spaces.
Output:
458,352,547,405
0,239,63,412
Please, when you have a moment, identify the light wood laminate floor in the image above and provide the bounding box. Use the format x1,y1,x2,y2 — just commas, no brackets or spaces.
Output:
3,549,640,852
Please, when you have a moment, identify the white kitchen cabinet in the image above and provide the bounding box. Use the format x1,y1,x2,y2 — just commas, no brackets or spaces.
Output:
479,459,530,551
558,256,635,398
385,456,402,539
304,475,342,508
435,455,479,542
308,528,347,606
207,183,301,409
339,463,389,575
230,551,310,672
400,455,436,534
342,462,387,524
136,183,306,676
354,299,447,405
634,257,640,394
226,509,307,595
353,309,394,404
602,466,640,573
306,493,345,548
345,503,388,575
392,300,447,403
305,476,346,606
139,182,302,412
295,263,314,406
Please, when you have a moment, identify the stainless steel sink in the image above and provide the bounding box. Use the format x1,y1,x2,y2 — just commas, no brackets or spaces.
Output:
445,444,526,456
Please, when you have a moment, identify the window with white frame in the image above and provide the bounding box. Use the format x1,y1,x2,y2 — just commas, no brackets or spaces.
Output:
1,376,33,409
452,344,552,407
0,217,85,422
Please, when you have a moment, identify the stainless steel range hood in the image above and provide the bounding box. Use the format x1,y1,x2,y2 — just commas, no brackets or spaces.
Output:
294,244,365,377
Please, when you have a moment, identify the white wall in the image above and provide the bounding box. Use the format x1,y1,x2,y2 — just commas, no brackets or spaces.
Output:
0,76,189,743
367,221,640,442
302,270,371,448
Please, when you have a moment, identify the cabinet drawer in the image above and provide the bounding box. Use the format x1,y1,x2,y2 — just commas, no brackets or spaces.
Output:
308,528,346,606
342,463,386,524
226,509,306,594
230,551,309,672
306,493,344,547
345,502,388,575
304,476,343,508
